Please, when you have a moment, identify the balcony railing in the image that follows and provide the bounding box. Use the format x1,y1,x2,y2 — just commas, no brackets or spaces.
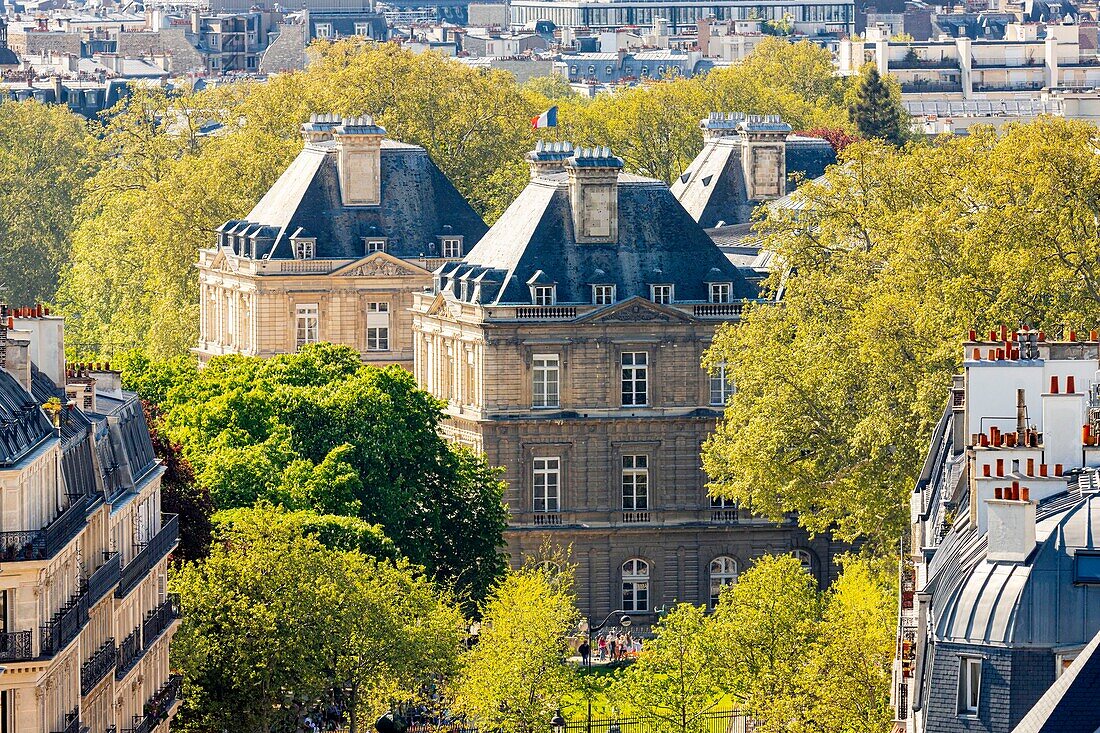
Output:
127,674,183,733
142,595,180,649
41,590,89,657
0,630,34,661
117,627,142,679
622,511,651,523
515,306,577,320
117,515,179,599
532,512,562,526
0,529,45,561
51,708,81,733
710,508,739,523
0,493,92,563
899,81,964,93
693,303,744,318
45,493,91,556
87,553,120,607
81,637,117,696
890,57,960,69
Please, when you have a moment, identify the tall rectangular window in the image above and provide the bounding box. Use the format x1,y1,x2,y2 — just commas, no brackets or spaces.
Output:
621,351,649,406
710,363,734,405
442,238,463,258
622,455,649,510
533,354,560,408
958,657,982,715
532,286,556,306
366,302,389,351
593,285,616,306
650,284,673,304
354,22,370,35
709,283,731,303
533,457,560,512
295,304,319,350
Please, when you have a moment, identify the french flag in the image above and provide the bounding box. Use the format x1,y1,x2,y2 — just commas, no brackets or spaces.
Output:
531,106,558,129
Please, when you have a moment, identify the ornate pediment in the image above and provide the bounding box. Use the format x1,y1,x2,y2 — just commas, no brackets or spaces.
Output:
579,297,692,324
424,294,461,321
332,252,429,278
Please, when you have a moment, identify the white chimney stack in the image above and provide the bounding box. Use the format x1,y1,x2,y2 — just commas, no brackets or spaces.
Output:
986,490,1037,562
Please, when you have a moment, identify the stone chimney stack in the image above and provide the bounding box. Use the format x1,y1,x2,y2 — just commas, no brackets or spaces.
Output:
332,115,386,207
526,140,574,178
13,307,65,388
301,112,339,145
699,112,744,141
565,146,623,244
986,487,1036,562
737,114,791,201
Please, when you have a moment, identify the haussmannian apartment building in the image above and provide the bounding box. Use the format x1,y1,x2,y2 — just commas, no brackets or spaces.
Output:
410,142,844,619
0,306,180,733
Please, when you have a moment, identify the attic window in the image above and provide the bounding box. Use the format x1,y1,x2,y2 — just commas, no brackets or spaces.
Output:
1074,551,1100,584
441,237,463,258
651,284,673,304
532,285,556,306
593,284,616,306
365,239,386,254
709,283,731,304
293,240,316,260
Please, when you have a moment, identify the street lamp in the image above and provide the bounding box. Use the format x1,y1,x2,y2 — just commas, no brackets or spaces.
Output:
551,711,567,733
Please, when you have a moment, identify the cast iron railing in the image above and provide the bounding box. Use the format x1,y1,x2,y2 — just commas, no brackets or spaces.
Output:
117,515,178,599
0,529,45,560
0,629,33,661
86,553,120,607
45,494,91,556
40,590,89,657
117,627,142,678
126,674,183,733
50,707,81,733
142,595,179,649
81,637,117,695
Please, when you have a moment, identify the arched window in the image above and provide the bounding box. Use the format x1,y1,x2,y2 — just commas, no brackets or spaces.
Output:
622,559,650,612
793,549,814,574
709,556,738,607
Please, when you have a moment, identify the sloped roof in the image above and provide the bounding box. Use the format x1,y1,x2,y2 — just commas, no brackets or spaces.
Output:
671,134,835,228
0,367,53,467
1011,625,1100,733
447,167,754,305
232,139,488,261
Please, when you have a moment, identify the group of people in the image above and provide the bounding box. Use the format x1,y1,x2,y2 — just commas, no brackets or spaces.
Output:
576,631,642,665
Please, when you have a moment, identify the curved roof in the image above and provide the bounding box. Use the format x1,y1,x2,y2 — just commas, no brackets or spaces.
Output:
930,491,1100,647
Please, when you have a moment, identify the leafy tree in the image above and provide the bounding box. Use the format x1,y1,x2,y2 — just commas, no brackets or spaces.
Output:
613,604,725,733
451,565,580,733
709,555,819,730
143,402,213,561
172,506,464,733
847,64,908,146
0,99,96,305
212,502,397,558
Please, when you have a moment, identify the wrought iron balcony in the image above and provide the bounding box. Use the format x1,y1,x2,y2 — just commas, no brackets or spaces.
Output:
50,707,81,733
0,529,45,561
0,493,92,563
126,674,183,733
117,514,178,599
81,637,117,696
0,629,33,661
117,627,141,679
45,493,92,556
40,590,89,657
142,595,180,649
86,553,120,607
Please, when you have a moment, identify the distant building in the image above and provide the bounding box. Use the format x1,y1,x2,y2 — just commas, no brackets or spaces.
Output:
462,29,548,55
0,306,180,733
555,49,718,85
0,19,20,69
194,114,488,366
409,141,845,619
672,113,836,228
895,329,1100,733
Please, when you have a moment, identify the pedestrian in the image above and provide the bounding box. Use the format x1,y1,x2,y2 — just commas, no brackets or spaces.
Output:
609,635,618,661
579,639,591,666
598,634,608,661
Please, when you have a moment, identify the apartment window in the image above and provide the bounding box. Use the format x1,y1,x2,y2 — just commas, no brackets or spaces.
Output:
354,22,370,35
958,657,982,715
246,55,257,69
793,549,813,574
622,558,649,612
532,354,560,408
442,237,463,258
1074,551,1100,584
621,352,649,406
593,284,616,306
315,22,333,38
532,286,556,306
622,455,649,510
711,495,736,510
709,282,732,303
366,302,389,351
295,304,319,350
709,556,738,607
710,362,734,405
533,457,561,512
650,284,673,304
365,239,386,253
293,240,315,260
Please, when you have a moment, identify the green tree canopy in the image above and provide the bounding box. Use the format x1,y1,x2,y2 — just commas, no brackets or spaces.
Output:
704,118,1100,544
847,64,908,146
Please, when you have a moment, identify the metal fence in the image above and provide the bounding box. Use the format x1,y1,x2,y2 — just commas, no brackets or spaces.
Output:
562,711,747,733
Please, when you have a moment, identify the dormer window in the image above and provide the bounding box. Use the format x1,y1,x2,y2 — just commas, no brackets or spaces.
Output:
651,284,673,304
593,284,616,306
365,239,386,254
441,237,463,258
293,240,316,260
709,283,731,304
532,285,556,306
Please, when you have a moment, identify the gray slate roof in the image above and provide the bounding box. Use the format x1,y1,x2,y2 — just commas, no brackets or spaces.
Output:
224,138,488,261
672,135,835,228
927,489,1100,647
0,367,53,468
1011,625,1100,733
446,168,754,305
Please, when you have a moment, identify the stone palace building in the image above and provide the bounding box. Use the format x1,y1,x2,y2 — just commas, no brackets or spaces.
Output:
410,142,842,619
0,306,180,733
194,114,488,368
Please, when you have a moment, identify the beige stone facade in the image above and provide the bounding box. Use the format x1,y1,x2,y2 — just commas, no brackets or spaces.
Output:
0,310,180,733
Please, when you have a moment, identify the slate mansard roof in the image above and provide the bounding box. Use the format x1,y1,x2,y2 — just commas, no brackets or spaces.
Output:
1012,625,1100,733
0,367,53,467
441,152,755,306
218,134,488,262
